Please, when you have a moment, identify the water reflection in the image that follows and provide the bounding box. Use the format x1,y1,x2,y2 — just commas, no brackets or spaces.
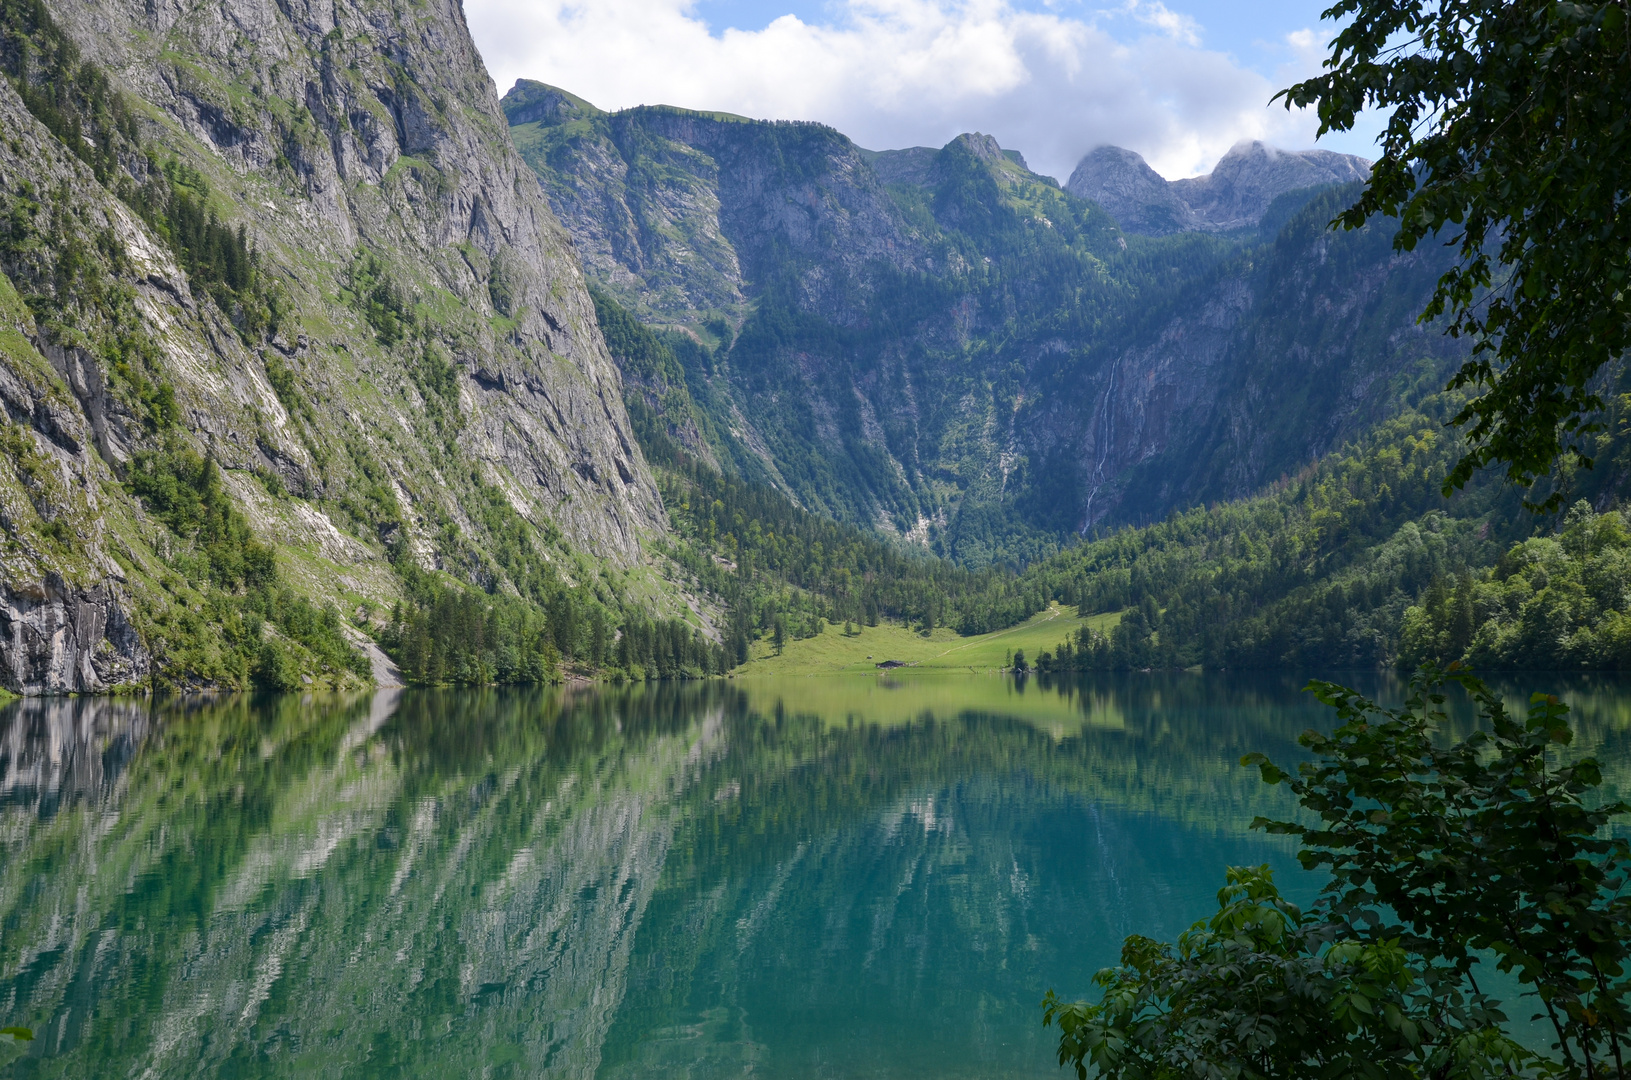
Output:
0,672,1626,1078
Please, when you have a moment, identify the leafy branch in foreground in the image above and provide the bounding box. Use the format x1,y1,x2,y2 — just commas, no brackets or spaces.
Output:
1280,0,1631,507
1043,865,1519,1080
1046,667,1631,1079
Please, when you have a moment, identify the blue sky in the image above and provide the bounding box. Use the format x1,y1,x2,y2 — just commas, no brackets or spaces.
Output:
693,0,1330,78
466,0,1379,181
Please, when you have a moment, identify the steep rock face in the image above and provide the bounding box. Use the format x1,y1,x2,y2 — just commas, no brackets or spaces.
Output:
505,80,926,331
0,577,148,694
0,120,154,691
1063,146,1196,235
1025,189,1463,530
1066,141,1371,236
513,84,1448,559
0,0,667,690
513,101,1125,539
44,0,662,560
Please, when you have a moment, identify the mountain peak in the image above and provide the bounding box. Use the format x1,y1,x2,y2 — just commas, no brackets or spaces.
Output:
862,134,1035,191
1065,146,1194,234
947,132,1005,163
1066,142,1371,235
502,79,602,126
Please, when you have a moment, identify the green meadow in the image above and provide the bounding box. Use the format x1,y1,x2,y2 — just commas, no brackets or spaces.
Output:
733,604,1122,678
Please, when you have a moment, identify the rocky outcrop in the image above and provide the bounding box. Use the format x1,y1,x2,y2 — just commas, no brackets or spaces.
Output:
0,577,148,694
38,0,664,563
1026,196,1464,529
0,0,676,691
504,80,927,330
1063,146,1196,235
1066,141,1371,235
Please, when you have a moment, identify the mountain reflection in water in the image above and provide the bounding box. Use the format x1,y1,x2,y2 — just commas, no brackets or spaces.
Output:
2,672,1628,1078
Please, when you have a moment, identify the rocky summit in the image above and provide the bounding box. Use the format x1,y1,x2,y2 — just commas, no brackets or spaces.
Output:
1066,141,1372,235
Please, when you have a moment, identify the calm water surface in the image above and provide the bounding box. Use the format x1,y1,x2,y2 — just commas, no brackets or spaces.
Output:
2,671,1629,1078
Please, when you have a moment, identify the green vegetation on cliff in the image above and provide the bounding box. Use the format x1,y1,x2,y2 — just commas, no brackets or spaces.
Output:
510,84,1458,567
0,0,694,692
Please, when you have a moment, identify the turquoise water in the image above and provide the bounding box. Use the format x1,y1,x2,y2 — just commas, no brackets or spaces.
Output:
1,672,1627,1078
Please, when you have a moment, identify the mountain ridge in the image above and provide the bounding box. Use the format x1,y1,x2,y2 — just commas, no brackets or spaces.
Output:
506,82,1457,559
1066,141,1372,236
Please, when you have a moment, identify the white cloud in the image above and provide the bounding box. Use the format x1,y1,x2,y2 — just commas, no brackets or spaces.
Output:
464,0,1333,180
1115,1,1201,48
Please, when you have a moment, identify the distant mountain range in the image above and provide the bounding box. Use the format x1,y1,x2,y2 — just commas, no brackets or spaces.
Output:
1065,142,1372,236
505,79,1456,563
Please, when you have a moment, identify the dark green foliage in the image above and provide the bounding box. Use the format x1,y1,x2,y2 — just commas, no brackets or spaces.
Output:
590,286,731,474
128,446,276,592
1282,0,1631,504
1024,402,1519,670
409,342,460,432
1399,501,1631,671
1048,667,1630,1078
1254,669,1631,1074
127,445,370,688
344,251,411,347
138,162,261,316
590,284,684,385
379,492,628,686
262,352,312,427
133,166,281,341
381,587,561,686
656,459,1048,651
1043,865,1480,1080
614,614,727,678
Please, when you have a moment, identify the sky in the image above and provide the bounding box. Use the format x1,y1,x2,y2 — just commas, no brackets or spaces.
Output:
462,0,1383,182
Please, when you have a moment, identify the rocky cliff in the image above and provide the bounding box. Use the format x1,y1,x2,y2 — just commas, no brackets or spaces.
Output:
1066,141,1371,236
0,0,665,691
1028,185,1464,532
505,79,926,333
511,91,1447,562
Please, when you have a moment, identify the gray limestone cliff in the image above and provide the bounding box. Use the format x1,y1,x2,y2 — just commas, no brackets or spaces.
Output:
0,0,667,691
1066,140,1371,236
507,87,1455,553
504,80,926,333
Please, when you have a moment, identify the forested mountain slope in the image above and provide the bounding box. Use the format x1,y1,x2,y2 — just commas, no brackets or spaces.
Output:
0,0,668,691
507,82,1461,565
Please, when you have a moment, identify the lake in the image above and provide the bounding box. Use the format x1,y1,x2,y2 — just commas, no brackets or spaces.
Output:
2,671,1629,1078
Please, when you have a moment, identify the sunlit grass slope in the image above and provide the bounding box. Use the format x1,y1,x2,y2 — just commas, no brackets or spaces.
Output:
733,604,1123,677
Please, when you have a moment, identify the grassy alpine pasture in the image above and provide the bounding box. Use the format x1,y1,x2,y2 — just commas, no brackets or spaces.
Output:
732,604,1122,677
